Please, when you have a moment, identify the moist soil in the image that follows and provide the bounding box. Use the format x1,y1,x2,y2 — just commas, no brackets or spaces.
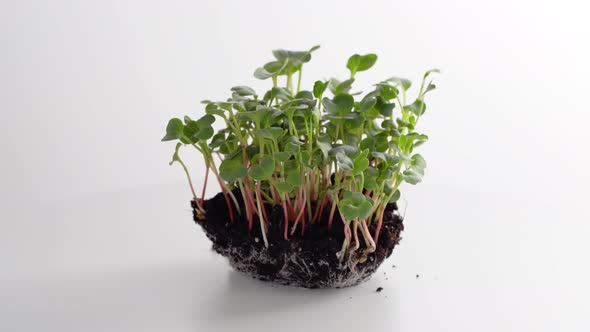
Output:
192,191,404,288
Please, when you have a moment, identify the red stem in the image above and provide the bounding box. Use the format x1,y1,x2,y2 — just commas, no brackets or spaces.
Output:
211,171,234,222
286,193,295,220
222,190,234,222
328,196,337,231
301,205,306,236
282,195,289,240
200,166,209,205
291,188,306,236
313,194,328,223
352,219,359,249
374,206,385,243
256,181,269,229
244,179,257,230
185,169,203,212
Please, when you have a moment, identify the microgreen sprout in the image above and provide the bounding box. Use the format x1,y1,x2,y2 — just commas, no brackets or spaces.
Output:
162,46,439,266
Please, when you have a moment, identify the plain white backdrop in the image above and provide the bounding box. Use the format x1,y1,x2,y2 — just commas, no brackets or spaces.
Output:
1,0,589,331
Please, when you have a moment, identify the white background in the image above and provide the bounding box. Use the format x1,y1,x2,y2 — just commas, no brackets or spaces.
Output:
1,0,589,331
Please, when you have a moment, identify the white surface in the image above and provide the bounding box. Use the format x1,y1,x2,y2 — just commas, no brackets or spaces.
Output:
1,183,589,331
1,0,590,331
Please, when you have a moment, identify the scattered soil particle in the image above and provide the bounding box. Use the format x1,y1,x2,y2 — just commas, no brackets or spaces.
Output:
193,190,404,288
376,287,384,292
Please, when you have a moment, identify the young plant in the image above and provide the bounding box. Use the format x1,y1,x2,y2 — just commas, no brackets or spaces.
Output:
162,46,439,266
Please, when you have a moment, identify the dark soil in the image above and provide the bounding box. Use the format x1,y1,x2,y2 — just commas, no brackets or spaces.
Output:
192,191,404,289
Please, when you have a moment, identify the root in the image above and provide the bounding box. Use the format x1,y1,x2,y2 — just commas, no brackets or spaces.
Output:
359,219,376,263
350,219,360,252
338,217,352,263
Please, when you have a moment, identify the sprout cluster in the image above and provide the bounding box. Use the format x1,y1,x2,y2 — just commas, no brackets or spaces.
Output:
162,46,438,263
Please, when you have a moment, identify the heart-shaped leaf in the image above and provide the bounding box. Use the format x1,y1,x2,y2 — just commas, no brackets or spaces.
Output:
249,156,275,181
162,118,184,141
347,54,377,77
219,159,248,183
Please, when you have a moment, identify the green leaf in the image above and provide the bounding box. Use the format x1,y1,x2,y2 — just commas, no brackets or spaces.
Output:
423,68,441,80
363,167,378,190
322,93,354,115
205,103,225,117
254,67,273,80
336,152,353,171
353,149,370,175
403,169,422,185
254,60,288,80
390,189,400,203
256,127,285,141
284,160,302,186
231,86,257,96
194,126,214,140
360,136,375,151
359,91,378,111
376,83,399,100
313,80,327,98
412,154,427,170
317,134,332,160
387,77,412,91
162,118,184,141
274,151,292,162
334,78,354,94
404,99,426,116
347,54,378,77
339,199,358,220
357,200,373,219
375,97,395,117
274,181,294,193
249,155,275,181
209,132,225,149
219,159,248,183
424,83,436,95
339,192,373,220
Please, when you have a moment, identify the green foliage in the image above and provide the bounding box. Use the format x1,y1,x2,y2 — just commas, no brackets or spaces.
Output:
339,192,373,220
347,54,377,78
162,45,439,251
219,158,248,183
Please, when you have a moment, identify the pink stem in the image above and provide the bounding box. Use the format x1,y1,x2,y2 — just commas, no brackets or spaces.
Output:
222,191,234,222
374,206,385,243
313,194,328,223
256,181,269,230
291,187,306,236
286,195,295,220
301,205,306,236
200,166,209,205
328,196,337,231
244,179,257,230
282,195,289,240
